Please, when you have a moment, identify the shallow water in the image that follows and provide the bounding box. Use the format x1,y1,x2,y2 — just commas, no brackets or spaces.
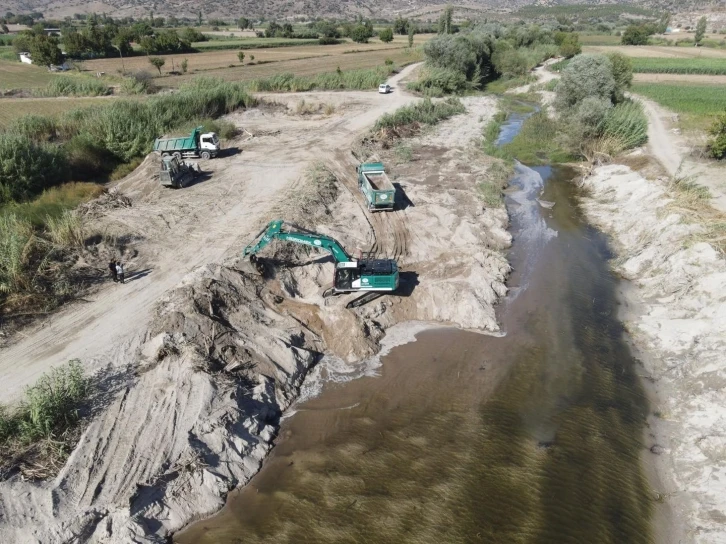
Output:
177,122,652,544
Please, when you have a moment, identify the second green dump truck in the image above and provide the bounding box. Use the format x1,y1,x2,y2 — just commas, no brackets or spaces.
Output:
153,126,220,160
357,162,395,212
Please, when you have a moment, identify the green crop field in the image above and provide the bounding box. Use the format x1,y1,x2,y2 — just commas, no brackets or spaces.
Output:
0,96,128,128
631,57,726,75
631,82,726,128
192,38,320,50
0,59,56,90
578,34,621,46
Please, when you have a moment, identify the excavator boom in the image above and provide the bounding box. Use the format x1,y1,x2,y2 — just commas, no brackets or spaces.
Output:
242,220,351,263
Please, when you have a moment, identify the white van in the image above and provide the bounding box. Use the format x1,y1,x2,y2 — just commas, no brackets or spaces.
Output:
378,83,391,94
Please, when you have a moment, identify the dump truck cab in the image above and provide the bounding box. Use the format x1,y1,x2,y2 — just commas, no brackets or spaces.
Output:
199,132,220,156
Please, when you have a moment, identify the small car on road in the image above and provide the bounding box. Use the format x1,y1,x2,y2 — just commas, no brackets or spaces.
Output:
378,83,392,94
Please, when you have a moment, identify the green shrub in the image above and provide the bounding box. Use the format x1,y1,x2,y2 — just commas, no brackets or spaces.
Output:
707,113,726,159
120,71,155,94
606,52,634,103
0,213,36,296
19,361,88,440
601,101,648,150
407,67,469,95
0,134,69,204
501,112,573,164
575,96,612,137
374,97,465,130
9,115,58,142
65,133,117,180
555,54,615,111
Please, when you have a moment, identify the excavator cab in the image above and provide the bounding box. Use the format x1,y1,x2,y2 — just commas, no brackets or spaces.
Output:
334,259,398,293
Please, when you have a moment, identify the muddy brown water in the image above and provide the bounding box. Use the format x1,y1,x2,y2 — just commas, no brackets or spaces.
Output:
177,117,653,544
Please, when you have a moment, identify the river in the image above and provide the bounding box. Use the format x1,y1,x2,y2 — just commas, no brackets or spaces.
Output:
176,112,653,544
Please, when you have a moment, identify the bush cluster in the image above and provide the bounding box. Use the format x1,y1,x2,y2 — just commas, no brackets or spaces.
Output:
554,53,647,155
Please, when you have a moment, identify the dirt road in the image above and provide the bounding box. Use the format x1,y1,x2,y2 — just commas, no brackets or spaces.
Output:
0,64,421,404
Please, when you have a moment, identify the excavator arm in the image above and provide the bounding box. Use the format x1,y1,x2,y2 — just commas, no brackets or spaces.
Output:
242,220,352,266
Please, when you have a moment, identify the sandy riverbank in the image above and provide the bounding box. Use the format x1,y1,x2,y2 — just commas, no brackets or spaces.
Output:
0,93,509,543
581,164,726,544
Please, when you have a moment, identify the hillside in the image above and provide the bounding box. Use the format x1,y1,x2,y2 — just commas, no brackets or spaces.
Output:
1,0,722,24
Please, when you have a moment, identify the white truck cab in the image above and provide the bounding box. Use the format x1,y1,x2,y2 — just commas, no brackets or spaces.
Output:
200,133,220,153
378,83,391,94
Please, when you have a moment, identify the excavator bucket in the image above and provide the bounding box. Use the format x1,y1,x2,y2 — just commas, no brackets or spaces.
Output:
239,254,266,276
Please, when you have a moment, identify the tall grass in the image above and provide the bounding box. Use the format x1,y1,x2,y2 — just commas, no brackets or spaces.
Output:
374,97,465,130
0,213,35,296
245,65,395,92
600,101,648,151
0,360,89,479
33,76,111,97
630,57,726,75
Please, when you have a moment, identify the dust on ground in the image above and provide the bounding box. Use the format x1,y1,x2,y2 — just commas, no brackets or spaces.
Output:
0,67,510,543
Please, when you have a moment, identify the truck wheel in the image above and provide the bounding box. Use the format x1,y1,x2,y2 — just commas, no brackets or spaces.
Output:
201,151,211,160
173,152,182,160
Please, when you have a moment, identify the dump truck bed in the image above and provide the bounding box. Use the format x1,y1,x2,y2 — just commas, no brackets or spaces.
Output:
357,162,396,211
363,171,394,191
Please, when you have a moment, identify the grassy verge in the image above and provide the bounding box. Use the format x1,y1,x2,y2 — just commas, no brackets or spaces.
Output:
484,74,537,94
2,182,104,227
32,76,111,97
630,57,726,75
0,361,90,480
245,64,396,92
631,82,726,129
668,175,726,254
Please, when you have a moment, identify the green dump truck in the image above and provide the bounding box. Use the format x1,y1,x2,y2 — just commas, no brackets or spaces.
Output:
153,126,220,160
357,162,395,212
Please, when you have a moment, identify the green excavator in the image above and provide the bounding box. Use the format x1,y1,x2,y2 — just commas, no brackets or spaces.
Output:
241,220,399,308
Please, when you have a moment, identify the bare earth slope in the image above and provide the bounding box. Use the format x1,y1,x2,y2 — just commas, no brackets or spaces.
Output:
0,68,512,543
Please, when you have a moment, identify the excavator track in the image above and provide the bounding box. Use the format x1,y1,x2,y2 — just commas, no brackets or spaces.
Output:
346,291,386,309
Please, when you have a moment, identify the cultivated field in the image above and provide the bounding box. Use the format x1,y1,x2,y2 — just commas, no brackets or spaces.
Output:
630,57,726,74
85,35,429,78
583,45,726,58
152,47,423,88
0,60,56,90
631,82,726,128
633,73,726,84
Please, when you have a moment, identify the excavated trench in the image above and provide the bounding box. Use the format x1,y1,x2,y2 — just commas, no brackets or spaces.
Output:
176,113,653,543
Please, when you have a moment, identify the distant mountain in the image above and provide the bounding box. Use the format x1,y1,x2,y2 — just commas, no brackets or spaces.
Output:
1,0,719,21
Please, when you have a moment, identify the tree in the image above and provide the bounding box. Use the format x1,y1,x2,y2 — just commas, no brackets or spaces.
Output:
707,112,726,159
394,16,408,35
181,58,188,73
606,52,633,103
139,36,155,54
555,54,615,111
379,27,393,43
408,24,415,48
29,34,63,67
265,21,281,38
238,17,249,30
148,56,165,75
237,50,245,63
695,16,707,45
350,24,371,43
555,32,581,58
197,10,202,27
621,25,649,46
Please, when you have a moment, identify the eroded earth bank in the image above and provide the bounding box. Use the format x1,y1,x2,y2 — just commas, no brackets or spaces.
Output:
0,88,510,542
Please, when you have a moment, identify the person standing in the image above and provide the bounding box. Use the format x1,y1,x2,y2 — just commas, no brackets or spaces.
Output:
116,261,125,284
109,260,118,282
